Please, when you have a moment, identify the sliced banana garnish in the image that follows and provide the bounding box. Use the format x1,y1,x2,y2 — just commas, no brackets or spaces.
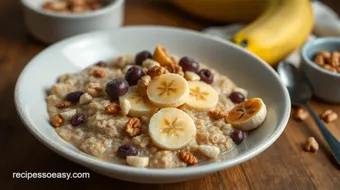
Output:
226,98,267,131
119,86,158,117
147,73,189,108
148,108,196,150
185,81,218,111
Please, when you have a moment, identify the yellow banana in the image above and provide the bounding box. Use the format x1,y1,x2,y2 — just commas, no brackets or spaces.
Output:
231,0,314,65
172,0,314,66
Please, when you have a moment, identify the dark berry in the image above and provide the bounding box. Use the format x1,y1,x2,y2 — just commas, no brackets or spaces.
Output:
105,78,129,101
117,144,138,158
95,61,108,67
65,91,84,103
125,66,145,86
135,51,152,65
71,113,86,126
229,92,245,104
231,129,245,145
179,56,199,73
198,69,214,84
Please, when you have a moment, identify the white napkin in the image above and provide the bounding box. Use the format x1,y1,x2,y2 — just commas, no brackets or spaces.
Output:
202,1,340,67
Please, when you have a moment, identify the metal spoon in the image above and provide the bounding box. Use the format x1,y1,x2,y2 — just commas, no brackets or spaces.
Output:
277,61,340,165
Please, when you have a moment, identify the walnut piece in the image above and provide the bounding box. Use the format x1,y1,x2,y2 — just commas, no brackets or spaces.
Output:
147,66,166,78
142,59,160,70
320,109,338,123
294,107,309,121
55,101,72,109
208,109,229,119
93,69,105,78
304,137,319,152
87,82,103,97
125,117,142,137
179,151,198,165
52,114,63,128
164,64,184,76
105,103,121,114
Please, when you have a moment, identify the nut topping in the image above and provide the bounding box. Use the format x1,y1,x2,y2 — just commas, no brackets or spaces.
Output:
304,137,319,152
320,109,338,123
105,103,121,114
55,101,72,109
178,151,198,165
52,114,63,128
125,117,142,137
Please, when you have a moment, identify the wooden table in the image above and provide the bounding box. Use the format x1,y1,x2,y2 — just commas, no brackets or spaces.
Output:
1,0,340,189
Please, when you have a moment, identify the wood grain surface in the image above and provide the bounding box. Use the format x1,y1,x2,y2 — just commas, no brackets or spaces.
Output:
1,0,340,189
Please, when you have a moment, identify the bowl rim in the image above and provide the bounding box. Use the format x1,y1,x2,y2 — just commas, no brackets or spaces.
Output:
21,0,124,19
301,37,340,78
15,26,290,177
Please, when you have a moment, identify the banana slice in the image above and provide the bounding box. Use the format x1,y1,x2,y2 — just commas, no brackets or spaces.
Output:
119,86,158,117
185,81,218,111
226,98,267,131
147,73,189,108
149,108,196,150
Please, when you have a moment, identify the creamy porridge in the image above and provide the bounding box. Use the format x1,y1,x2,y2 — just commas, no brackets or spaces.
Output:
46,45,267,168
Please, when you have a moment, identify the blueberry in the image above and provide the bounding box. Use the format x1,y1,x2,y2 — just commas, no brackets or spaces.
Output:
71,113,86,126
135,51,152,65
125,66,145,86
231,129,245,145
117,144,138,158
179,56,199,73
229,92,245,104
198,69,214,84
105,78,129,101
65,91,84,103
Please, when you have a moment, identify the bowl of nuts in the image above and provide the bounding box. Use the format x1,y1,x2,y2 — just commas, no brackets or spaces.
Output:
301,37,340,103
21,0,124,44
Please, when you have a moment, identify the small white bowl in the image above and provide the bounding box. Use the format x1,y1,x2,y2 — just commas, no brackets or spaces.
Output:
21,0,124,44
301,38,340,103
15,26,290,183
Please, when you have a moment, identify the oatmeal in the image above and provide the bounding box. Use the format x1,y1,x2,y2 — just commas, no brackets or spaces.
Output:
47,45,267,168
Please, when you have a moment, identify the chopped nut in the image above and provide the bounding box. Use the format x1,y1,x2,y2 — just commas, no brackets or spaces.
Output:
59,109,77,121
208,109,229,119
71,5,90,13
125,117,142,137
314,54,326,66
120,98,131,116
93,69,105,78
126,156,149,168
304,137,319,152
184,71,200,81
52,114,63,128
179,151,198,165
294,107,309,121
317,51,331,59
87,82,103,97
164,64,184,76
79,93,93,104
137,75,151,96
331,51,340,67
105,103,121,114
142,59,160,70
147,66,166,78
198,145,220,158
55,101,72,109
321,109,338,123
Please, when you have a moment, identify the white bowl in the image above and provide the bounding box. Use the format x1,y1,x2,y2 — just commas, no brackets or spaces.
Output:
21,0,124,44
15,26,290,183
